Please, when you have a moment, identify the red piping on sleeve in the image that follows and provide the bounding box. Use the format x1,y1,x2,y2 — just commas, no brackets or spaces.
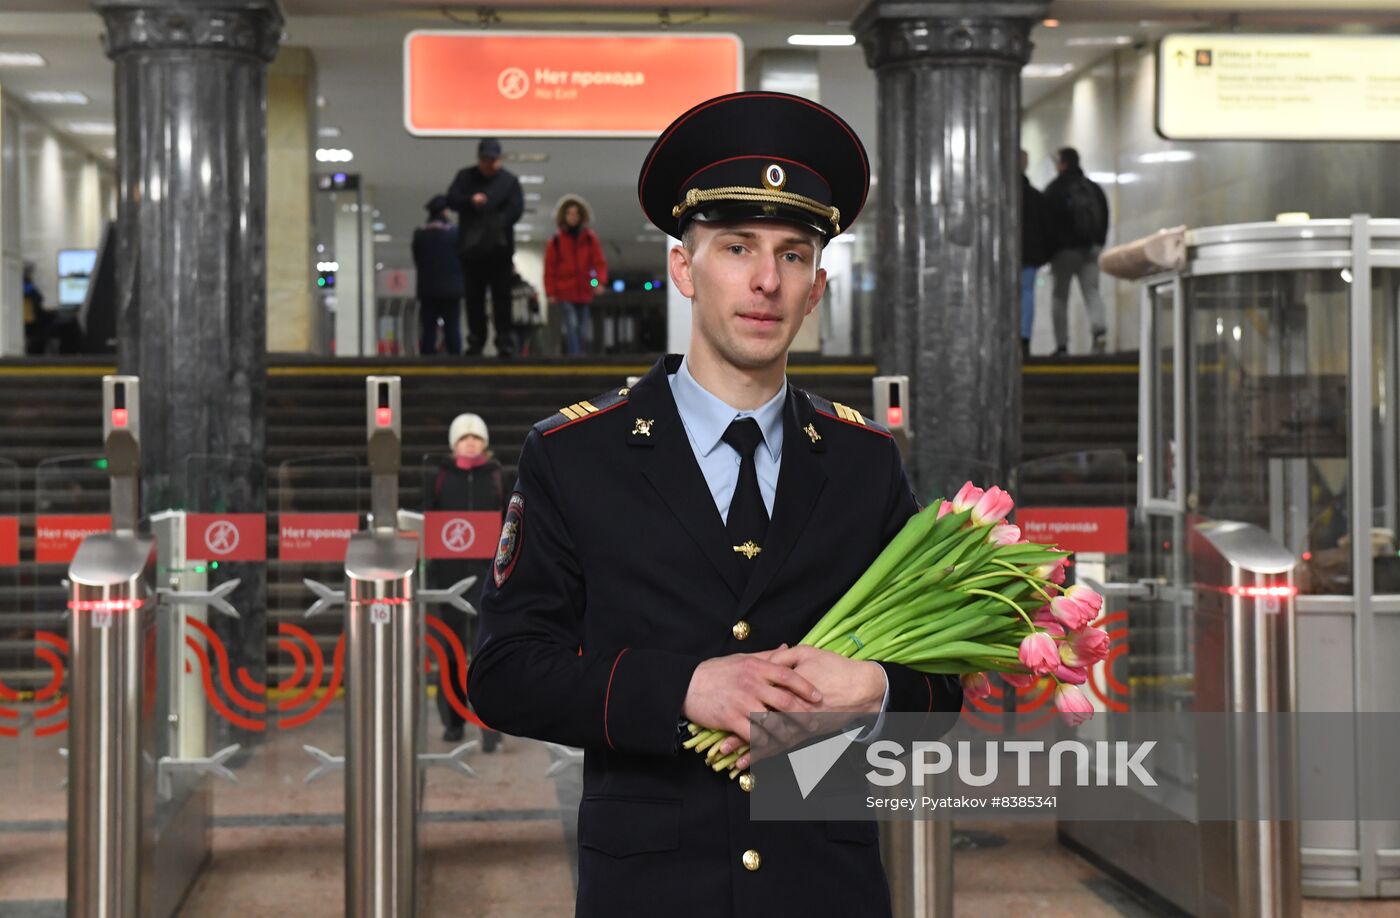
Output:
604,648,630,750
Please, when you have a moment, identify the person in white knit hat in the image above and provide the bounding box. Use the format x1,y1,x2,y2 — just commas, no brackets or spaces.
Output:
425,412,504,748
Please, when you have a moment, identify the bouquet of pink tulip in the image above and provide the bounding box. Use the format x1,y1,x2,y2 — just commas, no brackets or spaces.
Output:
684,482,1110,779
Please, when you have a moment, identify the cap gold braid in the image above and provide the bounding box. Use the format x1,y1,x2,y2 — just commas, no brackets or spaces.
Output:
671,186,841,234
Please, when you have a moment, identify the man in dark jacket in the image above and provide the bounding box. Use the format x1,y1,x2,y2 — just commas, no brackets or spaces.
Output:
425,412,505,749
1020,150,1054,359
1044,146,1110,355
446,138,525,357
411,195,464,355
468,92,962,918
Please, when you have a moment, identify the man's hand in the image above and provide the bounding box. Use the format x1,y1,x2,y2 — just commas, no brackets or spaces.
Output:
471,192,488,207
768,645,885,713
717,645,885,770
682,648,823,744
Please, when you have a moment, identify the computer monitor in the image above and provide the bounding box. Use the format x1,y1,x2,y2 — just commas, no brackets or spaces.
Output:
57,248,98,307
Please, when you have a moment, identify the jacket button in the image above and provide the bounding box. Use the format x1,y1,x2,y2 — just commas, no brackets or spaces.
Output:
742,849,761,871
732,620,751,641
739,772,755,793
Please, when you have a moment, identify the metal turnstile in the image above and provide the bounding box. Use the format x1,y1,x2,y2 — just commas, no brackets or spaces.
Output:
67,376,156,917
345,376,421,917
1063,520,1300,917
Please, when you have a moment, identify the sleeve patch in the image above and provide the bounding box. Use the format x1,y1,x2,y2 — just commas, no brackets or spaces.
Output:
493,492,525,588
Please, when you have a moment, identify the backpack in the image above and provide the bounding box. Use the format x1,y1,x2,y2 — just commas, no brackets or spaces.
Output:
1063,176,1106,246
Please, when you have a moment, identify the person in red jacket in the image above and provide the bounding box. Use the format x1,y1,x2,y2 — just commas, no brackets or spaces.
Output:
544,194,609,355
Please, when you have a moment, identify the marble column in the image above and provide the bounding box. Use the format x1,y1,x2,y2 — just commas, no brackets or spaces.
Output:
854,1,1045,500
95,0,282,735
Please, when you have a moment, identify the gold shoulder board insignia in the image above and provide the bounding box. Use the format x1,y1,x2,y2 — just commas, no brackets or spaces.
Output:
831,402,867,426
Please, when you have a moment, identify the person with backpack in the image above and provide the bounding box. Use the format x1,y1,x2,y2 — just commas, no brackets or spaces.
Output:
425,413,505,750
1045,146,1111,355
446,138,524,357
544,194,609,355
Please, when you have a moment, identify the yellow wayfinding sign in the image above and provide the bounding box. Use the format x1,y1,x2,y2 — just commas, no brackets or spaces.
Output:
1157,33,1400,141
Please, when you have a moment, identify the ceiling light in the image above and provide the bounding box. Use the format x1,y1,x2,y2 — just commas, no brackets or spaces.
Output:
1087,171,1140,185
1042,19,1060,28
318,126,342,138
372,222,387,232
0,52,46,68
315,148,353,163
518,175,546,185
1065,36,1133,47
102,147,115,159
1023,64,1074,78
524,192,541,202
1276,212,1311,223
316,261,340,272
66,122,115,135
373,233,392,243
504,152,549,163
1137,150,1196,164
25,90,88,105
787,34,856,47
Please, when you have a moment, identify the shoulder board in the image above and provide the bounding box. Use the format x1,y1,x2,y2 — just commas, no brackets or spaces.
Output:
534,386,631,437
804,391,892,438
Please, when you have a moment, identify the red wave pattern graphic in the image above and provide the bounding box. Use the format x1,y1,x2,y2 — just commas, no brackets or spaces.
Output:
32,631,69,737
3,609,495,738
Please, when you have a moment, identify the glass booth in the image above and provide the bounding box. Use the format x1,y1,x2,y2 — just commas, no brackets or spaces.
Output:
1067,217,1400,903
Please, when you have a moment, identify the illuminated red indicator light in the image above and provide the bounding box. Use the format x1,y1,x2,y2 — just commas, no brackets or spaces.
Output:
1225,585,1296,599
887,406,904,427
111,408,129,428
349,596,412,606
68,598,146,613
375,407,393,427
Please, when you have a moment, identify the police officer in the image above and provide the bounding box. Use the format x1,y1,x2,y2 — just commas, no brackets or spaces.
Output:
468,92,962,917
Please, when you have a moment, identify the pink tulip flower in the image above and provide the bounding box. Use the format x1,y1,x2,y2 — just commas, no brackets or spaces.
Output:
1049,594,1097,631
1035,558,1070,585
1053,663,1088,684
971,486,1014,526
1061,626,1111,668
936,500,953,519
1064,584,1104,616
1054,683,1095,725
961,672,992,699
1001,672,1037,689
1018,632,1060,675
988,523,1021,546
951,481,985,513
1033,608,1067,638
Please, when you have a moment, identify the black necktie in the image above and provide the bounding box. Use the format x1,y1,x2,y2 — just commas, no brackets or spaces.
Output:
722,418,769,573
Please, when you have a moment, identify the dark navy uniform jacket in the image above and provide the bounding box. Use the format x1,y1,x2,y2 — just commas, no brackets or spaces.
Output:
469,354,963,917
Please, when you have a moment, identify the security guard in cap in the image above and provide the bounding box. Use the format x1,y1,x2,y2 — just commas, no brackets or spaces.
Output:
469,92,962,917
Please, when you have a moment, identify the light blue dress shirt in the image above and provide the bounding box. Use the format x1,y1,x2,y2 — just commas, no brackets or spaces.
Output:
668,355,785,522
667,355,890,721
